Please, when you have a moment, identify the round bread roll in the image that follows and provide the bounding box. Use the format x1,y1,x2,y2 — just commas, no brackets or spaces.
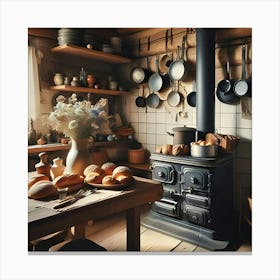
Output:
53,173,84,190
83,164,102,177
115,174,134,185
101,162,117,175
102,175,119,186
28,180,58,199
181,144,190,155
85,171,105,185
162,144,173,155
156,145,163,153
112,166,133,179
28,174,49,189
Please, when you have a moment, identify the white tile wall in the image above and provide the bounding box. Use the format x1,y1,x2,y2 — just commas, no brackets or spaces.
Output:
121,84,252,199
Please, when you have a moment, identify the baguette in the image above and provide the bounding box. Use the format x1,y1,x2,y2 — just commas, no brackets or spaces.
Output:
28,174,49,189
28,180,58,199
53,173,84,190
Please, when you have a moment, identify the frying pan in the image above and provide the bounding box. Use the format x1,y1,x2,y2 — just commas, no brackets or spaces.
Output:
168,36,187,81
148,55,170,92
187,80,196,107
233,44,249,97
146,90,160,108
135,86,146,108
216,54,239,104
167,81,182,107
130,57,152,84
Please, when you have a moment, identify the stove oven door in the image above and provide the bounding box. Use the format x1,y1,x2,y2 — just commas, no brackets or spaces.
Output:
152,199,179,218
180,167,211,192
152,162,175,184
182,204,212,227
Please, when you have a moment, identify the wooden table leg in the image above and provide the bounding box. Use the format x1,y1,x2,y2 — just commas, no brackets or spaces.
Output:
73,222,87,239
126,207,140,251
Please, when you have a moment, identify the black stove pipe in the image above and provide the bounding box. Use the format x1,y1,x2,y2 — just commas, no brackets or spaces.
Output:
196,28,216,134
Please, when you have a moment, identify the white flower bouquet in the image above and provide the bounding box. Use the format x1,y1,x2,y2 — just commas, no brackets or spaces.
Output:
48,94,112,140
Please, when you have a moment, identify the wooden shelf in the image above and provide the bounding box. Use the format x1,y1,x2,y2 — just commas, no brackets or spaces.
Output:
51,44,131,64
28,139,129,155
28,143,71,155
49,85,130,96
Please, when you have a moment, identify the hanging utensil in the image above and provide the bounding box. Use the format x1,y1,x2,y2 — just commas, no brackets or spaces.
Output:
216,48,239,104
233,44,249,97
148,55,169,92
146,88,160,109
168,36,187,81
187,80,197,107
167,80,182,107
135,86,147,108
130,56,152,84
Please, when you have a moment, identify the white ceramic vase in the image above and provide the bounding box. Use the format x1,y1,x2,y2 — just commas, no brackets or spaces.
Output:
64,138,92,176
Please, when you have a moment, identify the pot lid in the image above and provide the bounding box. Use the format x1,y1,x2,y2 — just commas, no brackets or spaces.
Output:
172,126,196,132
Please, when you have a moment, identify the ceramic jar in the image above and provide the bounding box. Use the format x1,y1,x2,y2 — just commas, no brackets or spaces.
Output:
87,74,95,88
54,73,64,86
35,152,51,180
71,76,79,87
50,157,65,180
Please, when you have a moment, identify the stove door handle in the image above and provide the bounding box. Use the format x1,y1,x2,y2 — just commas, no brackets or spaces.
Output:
190,176,197,184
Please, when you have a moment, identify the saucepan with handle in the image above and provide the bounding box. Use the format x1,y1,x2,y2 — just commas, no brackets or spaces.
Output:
148,55,170,93
233,44,249,97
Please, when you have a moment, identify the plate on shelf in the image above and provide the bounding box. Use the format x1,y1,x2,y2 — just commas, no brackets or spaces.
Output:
85,178,135,190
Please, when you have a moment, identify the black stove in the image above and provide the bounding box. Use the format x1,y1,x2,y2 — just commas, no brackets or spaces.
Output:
141,153,239,250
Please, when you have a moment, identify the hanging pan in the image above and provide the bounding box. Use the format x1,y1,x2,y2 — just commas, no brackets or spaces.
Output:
187,80,196,107
135,86,146,108
130,56,152,84
146,90,160,109
216,49,239,104
148,55,170,93
167,81,182,107
168,36,187,81
233,44,249,97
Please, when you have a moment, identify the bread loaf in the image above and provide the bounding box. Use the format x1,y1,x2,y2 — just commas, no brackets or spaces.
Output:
28,174,49,189
101,162,117,175
102,175,119,186
85,171,105,184
115,174,134,185
53,173,84,191
28,180,58,199
83,164,102,177
161,144,173,155
112,166,133,179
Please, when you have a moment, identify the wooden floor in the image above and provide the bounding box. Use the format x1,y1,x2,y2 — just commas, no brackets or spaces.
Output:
70,209,252,253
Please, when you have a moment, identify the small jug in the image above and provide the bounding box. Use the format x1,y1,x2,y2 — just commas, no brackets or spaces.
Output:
50,157,65,180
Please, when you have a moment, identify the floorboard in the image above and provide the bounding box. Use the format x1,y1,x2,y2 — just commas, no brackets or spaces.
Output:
49,210,251,252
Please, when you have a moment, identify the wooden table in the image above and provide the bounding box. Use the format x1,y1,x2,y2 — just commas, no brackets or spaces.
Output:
28,176,163,251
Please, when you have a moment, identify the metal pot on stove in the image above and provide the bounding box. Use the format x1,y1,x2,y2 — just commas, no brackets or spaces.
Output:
167,126,196,145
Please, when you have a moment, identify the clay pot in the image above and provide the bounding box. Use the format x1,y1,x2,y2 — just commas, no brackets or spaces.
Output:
54,73,64,86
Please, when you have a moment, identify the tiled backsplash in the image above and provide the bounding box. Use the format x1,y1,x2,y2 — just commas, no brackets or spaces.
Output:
122,86,252,199
122,87,252,151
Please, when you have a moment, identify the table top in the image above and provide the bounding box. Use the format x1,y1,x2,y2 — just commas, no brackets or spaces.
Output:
28,176,163,241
